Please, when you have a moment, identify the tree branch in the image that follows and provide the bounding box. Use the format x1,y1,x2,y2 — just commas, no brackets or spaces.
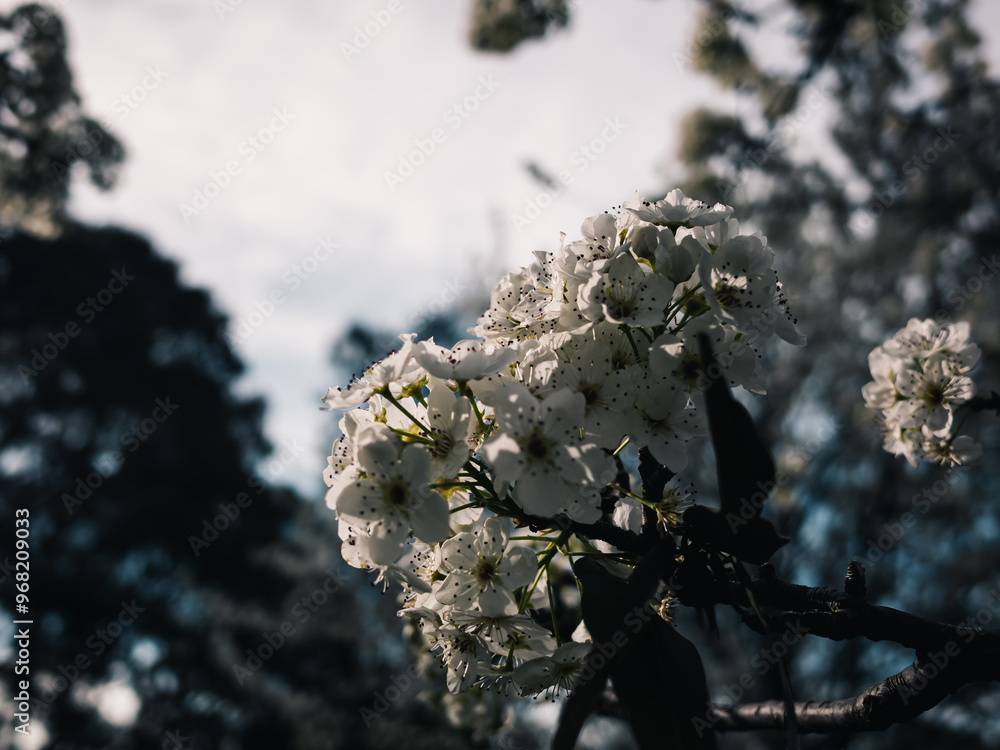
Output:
706,648,999,733
700,563,1000,733
746,565,994,653
516,513,652,555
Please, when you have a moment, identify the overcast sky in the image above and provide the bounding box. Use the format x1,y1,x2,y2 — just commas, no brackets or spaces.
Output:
37,0,1000,497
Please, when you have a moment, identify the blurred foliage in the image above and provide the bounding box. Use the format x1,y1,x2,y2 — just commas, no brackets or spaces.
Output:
0,4,490,748
469,0,1000,746
671,0,1000,747
0,4,124,235
468,0,570,52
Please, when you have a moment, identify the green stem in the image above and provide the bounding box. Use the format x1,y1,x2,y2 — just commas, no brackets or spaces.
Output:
448,501,479,514
621,324,642,361
392,428,432,444
458,380,488,433
663,282,702,324
945,407,974,445
612,436,630,456
519,530,571,612
379,389,427,431
546,567,562,646
608,482,650,505
509,534,555,541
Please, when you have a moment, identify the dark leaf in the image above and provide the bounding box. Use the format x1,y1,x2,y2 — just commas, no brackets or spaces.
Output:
610,618,717,750
698,334,776,525
571,550,715,749
728,517,789,565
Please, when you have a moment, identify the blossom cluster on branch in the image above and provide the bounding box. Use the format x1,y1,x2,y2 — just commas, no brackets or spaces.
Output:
321,189,805,709
320,190,990,741
863,318,983,466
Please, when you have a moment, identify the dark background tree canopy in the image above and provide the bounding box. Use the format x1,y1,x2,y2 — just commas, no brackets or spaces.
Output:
0,4,494,748
3,0,999,748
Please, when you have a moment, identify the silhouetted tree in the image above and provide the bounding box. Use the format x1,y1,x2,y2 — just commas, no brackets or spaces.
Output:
0,4,489,748
468,0,570,52
0,4,124,235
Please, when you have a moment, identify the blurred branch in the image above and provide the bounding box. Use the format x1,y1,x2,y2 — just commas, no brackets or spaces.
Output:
706,650,998,732
701,563,1000,732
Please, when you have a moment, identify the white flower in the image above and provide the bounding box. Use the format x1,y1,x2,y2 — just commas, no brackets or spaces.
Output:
322,333,422,409
862,347,902,411
554,234,616,284
625,375,707,473
579,252,674,327
446,609,557,656
678,217,742,253
323,436,352,488
434,517,537,615
623,189,733,227
698,235,804,345
593,321,642,371
893,353,976,433
337,520,432,592
510,641,593,697
424,377,475,480
878,410,925,467
537,341,635,449
328,423,450,564
477,253,564,343
649,317,759,394
414,338,519,381
654,229,699,284
919,433,982,467
865,318,983,467
426,625,493,693
483,384,611,517
580,211,623,251
882,318,981,369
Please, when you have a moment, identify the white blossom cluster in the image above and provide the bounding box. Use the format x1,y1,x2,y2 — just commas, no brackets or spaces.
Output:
863,318,982,466
321,190,804,702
